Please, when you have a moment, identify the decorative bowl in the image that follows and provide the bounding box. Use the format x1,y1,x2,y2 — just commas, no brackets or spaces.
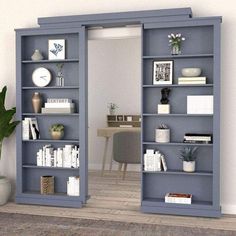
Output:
181,68,201,77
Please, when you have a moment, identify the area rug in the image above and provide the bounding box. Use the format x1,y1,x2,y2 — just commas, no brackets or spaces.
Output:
0,212,235,236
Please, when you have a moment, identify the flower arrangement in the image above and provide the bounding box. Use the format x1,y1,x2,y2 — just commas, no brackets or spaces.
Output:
107,103,118,115
168,33,185,55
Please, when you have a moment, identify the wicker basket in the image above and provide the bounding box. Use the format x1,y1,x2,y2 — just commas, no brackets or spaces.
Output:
40,176,54,194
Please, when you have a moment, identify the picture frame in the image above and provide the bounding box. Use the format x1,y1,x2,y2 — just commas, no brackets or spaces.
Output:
117,115,123,121
48,39,65,60
153,60,173,85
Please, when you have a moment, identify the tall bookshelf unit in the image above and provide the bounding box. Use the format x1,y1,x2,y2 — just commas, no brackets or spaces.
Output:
15,27,88,207
141,18,221,217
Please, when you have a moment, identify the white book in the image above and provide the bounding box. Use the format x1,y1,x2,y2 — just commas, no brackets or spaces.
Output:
187,95,213,114
22,118,31,140
154,152,161,171
178,81,206,85
178,77,206,80
45,102,75,108
47,98,72,103
36,149,43,166
29,118,40,140
184,136,211,141
160,154,168,171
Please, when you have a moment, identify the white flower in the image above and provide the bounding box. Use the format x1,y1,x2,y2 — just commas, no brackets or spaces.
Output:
182,37,185,41
168,35,171,38
169,39,172,42
179,33,182,37
171,33,175,38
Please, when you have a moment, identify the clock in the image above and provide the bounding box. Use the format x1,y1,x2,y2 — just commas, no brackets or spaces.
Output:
32,67,51,87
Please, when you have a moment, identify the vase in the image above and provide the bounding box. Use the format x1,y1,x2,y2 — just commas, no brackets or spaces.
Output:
183,161,195,172
32,92,42,113
171,44,181,55
50,130,64,140
31,49,43,61
56,73,64,87
109,108,116,115
155,129,170,143
0,177,11,205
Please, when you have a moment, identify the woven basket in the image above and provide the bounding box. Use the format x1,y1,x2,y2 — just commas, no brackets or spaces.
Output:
40,176,54,194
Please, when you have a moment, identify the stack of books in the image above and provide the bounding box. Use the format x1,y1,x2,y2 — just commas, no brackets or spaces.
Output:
42,98,75,114
22,117,40,140
67,176,80,196
178,76,206,85
183,133,212,144
36,144,80,168
165,193,192,204
144,149,167,172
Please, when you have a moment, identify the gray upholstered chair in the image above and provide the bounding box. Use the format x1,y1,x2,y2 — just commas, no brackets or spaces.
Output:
113,131,141,180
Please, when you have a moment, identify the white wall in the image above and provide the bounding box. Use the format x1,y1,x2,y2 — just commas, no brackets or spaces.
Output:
0,0,236,214
88,38,141,170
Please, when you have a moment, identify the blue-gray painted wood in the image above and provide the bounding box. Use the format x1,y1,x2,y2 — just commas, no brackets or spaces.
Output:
141,17,221,217
38,8,192,27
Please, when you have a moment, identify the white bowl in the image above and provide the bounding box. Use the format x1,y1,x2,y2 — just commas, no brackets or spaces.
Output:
181,68,202,77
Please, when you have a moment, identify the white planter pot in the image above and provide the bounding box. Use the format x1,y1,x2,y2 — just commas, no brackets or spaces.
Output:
0,177,11,205
183,161,195,172
155,129,170,143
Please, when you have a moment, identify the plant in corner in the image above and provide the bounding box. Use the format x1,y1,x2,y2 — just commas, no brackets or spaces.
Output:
49,124,64,140
179,147,198,172
0,86,20,205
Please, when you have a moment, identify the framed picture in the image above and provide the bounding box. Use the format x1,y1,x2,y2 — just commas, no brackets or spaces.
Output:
153,60,173,85
48,39,65,60
117,115,123,121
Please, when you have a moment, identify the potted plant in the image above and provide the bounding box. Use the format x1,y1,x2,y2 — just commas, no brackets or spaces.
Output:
168,33,185,55
0,86,20,205
179,147,198,172
107,102,118,115
155,124,170,143
49,124,64,140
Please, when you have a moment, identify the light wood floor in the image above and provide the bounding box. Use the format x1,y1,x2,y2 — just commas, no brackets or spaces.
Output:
0,170,236,231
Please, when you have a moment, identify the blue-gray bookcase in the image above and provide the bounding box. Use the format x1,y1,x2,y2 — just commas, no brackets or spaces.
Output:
15,27,88,208
141,17,221,217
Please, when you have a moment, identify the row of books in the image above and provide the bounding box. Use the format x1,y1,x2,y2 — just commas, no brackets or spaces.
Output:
36,145,79,168
22,117,40,140
178,76,206,85
183,133,212,144
42,98,75,114
165,193,192,204
144,149,167,172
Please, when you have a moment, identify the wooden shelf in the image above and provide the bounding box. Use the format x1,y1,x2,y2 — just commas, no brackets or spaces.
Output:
143,113,213,117
22,86,79,90
143,170,213,176
22,139,79,143
142,142,213,146
22,165,79,170
142,54,214,59
22,59,79,63
143,84,213,88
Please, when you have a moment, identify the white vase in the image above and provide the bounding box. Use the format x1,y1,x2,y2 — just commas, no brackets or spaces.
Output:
183,161,195,172
0,177,11,205
31,49,43,61
155,129,170,143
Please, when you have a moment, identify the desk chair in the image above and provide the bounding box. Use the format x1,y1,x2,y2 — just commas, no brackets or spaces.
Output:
113,131,141,180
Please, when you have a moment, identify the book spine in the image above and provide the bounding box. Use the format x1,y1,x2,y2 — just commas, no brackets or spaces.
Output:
45,103,75,108
47,98,72,103
160,154,167,171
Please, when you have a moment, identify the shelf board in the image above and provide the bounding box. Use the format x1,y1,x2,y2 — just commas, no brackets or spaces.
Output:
22,139,79,143
22,113,79,116
22,165,79,170
22,59,79,64
143,113,213,117
107,121,141,123
143,170,213,176
142,54,214,59
22,86,79,90
142,197,213,209
142,142,212,146
143,84,213,88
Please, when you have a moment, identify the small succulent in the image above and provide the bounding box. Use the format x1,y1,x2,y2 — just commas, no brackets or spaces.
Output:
56,63,64,76
179,147,198,162
49,124,64,132
107,103,118,110
158,124,168,129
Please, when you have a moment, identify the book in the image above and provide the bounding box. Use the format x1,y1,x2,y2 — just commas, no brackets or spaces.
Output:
22,118,31,140
47,98,72,103
165,193,192,204
183,140,212,144
29,118,40,140
184,136,211,141
119,125,133,128
160,154,168,171
41,107,75,114
178,81,206,85
44,102,75,108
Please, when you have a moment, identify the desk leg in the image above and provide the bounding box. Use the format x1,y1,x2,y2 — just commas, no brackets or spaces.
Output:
101,137,109,176
109,151,113,171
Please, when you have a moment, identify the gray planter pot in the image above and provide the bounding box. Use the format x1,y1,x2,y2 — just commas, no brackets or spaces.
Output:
0,176,11,205
155,129,170,143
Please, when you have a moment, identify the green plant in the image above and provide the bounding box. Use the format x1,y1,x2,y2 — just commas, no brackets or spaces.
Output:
0,86,20,160
158,123,168,129
49,124,64,132
179,147,198,162
56,63,64,75
107,103,118,110
168,33,185,47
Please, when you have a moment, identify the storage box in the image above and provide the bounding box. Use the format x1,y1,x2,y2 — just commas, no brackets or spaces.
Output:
165,193,192,204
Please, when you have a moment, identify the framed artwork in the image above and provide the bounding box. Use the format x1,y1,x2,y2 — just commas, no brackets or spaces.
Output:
48,39,65,60
153,60,173,85
117,115,123,121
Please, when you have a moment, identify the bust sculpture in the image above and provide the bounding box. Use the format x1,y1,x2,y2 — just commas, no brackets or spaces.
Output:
160,88,171,104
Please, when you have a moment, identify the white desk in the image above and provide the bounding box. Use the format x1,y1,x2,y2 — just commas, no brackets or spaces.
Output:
97,127,141,176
